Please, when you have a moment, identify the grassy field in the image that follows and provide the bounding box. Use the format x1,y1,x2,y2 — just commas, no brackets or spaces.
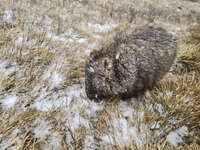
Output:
0,0,200,149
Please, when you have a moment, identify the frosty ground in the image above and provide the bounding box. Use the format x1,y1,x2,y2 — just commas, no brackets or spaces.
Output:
0,0,200,149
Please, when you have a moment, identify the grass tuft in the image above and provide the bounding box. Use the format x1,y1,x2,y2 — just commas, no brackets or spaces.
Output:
178,24,200,72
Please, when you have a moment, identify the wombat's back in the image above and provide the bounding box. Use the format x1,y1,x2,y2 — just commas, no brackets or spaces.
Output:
85,25,178,99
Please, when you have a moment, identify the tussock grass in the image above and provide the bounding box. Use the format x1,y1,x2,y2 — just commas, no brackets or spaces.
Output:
177,24,200,72
145,73,200,136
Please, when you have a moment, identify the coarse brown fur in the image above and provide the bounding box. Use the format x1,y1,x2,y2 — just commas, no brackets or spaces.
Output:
85,25,178,99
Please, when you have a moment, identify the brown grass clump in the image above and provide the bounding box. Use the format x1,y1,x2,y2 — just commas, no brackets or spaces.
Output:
178,24,200,72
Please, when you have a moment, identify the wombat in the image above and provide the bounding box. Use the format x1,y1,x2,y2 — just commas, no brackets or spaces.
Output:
85,25,178,99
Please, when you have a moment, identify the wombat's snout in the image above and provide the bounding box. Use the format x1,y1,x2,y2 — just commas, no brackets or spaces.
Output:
85,59,114,99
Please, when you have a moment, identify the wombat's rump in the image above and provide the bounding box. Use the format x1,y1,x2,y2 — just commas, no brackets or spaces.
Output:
85,25,178,99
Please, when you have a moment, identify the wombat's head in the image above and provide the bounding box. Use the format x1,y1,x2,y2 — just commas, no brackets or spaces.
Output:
85,50,115,99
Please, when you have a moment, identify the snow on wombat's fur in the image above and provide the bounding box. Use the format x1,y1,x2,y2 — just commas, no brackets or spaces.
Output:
85,25,178,99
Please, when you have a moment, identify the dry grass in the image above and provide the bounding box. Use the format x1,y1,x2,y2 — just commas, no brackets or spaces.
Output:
177,24,200,72
0,0,200,149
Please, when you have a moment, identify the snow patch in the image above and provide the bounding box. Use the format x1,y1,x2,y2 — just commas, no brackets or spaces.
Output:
101,118,144,149
33,118,52,140
51,71,66,88
42,15,53,25
150,122,160,130
129,127,143,148
85,101,103,117
83,135,97,150
15,36,24,45
166,126,188,147
118,101,134,120
42,70,51,80
32,84,82,111
31,84,104,147
0,59,17,76
3,9,15,22
1,95,18,110
65,86,83,106
33,96,67,112
46,28,87,43
68,114,89,131
88,23,117,32
62,87,103,131
101,135,115,145
46,132,63,149
42,70,66,89
100,101,149,149
32,85,86,112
